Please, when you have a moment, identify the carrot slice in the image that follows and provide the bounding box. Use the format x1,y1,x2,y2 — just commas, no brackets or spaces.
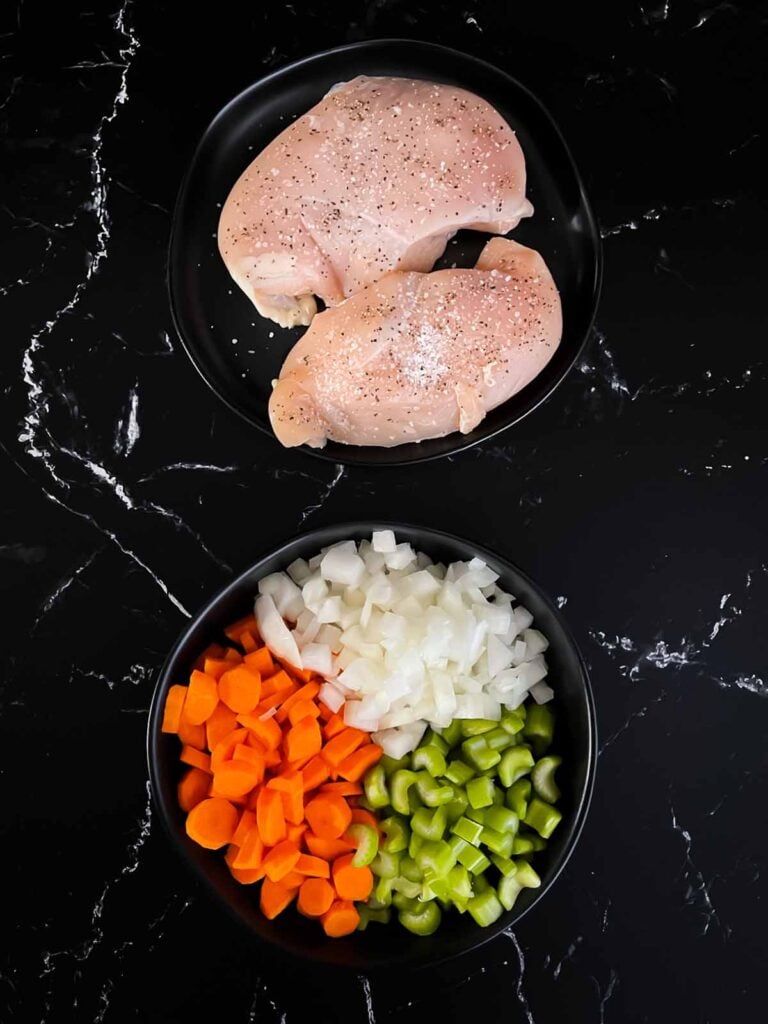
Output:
256,787,286,847
161,685,187,733
332,853,374,900
321,900,359,937
337,744,383,782
318,703,334,722
274,682,321,723
184,670,219,725
285,716,322,763
266,768,303,794
321,728,366,767
320,781,363,798
302,756,331,792
224,647,243,663
237,713,282,751
180,746,211,772
294,854,330,878
203,657,230,680
244,647,274,675
287,699,321,727
186,797,238,849
280,870,306,888
177,717,207,749
297,878,335,917
211,728,249,771
262,840,301,882
349,808,380,831
305,794,352,840
214,759,262,799
232,808,257,847
260,878,298,920
206,704,238,751
218,665,262,714
224,614,258,642
233,743,265,780
287,822,307,845
239,629,259,653
304,833,355,860
232,827,264,869
177,767,211,812
322,713,346,740
226,842,263,883
260,669,296,699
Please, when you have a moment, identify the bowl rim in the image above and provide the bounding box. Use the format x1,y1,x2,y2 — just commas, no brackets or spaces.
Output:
147,521,597,968
167,38,603,467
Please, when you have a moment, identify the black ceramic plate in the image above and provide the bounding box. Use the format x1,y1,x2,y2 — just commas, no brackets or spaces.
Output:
169,40,601,465
147,523,596,970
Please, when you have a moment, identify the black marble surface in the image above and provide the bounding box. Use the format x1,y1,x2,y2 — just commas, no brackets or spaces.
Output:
1,1,766,1021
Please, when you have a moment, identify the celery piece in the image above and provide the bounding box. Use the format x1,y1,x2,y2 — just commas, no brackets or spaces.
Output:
391,876,421,898
452,816,484,846
423,874,451,902
381,753,410,775
390,770,419,815
445,792,469,825
440,719,463,748
531,755,562,804
444,759,476,787
485,727,516,751
498,874,523,911
380,815,410,854
471,872,491,894
347,823,379,867
392,891,418,912
412,746,447,778
501,709,525,735
491,785,504,805
398,900,441,936
421,728,449,756
505,779,532,818
457,845,491,875
466,776,496,809
485,806,519,835
447,864,473,903
524,704,555,754
490,853,517,877
461,718,498,737
524,797,562,839
399,856,423,883
514,859,542,888
411,804,448,841
461,736,502,772
373,875,394,906
408,832,424,859
466,892,501,933
482,827,514,858
363,764,390,809
372,849,401,879
466,806,486,826
447,834,469,858
415,772,454,807
359,905,391,928
415,839,458,879
498,746,535,788
512,836,536,856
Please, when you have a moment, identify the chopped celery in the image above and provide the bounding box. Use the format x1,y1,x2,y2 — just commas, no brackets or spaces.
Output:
381,753,410,775
451,816,484,846
447,834,469,857
481,827,514,858
363,764,390,809
466,806,486,826
524,704,554,754
491,785,504,805
411,804,448,841
457,845,490,875
524,797,562,839
485,806,519,835
371,849,401,879
408,831,424,859
380,815,410,854
373,875,394,906
444,792,469,824
420,728,449,755
461,736,502,771
414,772,454,807
444,759,476,786
505,778,532,818
501,709,525,735
390,769,419,815
485,727,516,751
415,839,458,878
439,720,463,747
412,745,447,777
498,874,523,911
472,872,491,894
398,900,441,935
466,776,496,809
531,755,562,803
461,719,498,737
512,835,536,856
447,864,473,903
346,823,379,867
392,891,418,912
399,856,423,882
357,904,392,929
391,876,421,898
490,853,517,877
514,859,542,888
498,746,535,787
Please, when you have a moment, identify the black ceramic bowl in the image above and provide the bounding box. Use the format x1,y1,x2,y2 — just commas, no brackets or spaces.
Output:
147,523,596,969
169,39,602,466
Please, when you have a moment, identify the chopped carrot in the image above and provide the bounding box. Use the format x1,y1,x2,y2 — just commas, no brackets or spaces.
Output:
302,755,330,792
224,614,258,642
304,833,355,860
161,685,187,733
210,728,249,772
232,808,257,847
322,713,346,740
177,767,211,812
320,781,363,798
256,787,286,847
177,716,206,749
294,854,330,878
288,699,321,726
349,808,380,831
185,797,238,849
233,743,265,781
218,665,262,714
239,629,259,653
318,703,334,722
260,877,298,920
260,669,296,699
213,759,262,799
202,642,226,661
298,878,335,917
337,744,383,782
274,681,321,723
267,769,304,824
266,768,303,794
255,690,293,716
305,793,352,840
244,647,274,675
285,716,322,763
230,865,264,884
332,853,374,900
263,747,282,768
262,840,301,882
184,670,219,725
287,822,307,845
280,870,306,888
203,657,230,680
278,659,315,684
224,647,242,663
180,746,211,772
237,713,282,751
206,703,238,750
321,727,366,767
321,900,359,937
232,827,265,869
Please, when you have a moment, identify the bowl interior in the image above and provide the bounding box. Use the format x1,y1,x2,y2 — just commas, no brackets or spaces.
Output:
168,39,601,466
147,523,596,969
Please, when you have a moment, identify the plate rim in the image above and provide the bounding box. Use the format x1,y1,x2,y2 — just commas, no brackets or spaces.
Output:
168,38,603,466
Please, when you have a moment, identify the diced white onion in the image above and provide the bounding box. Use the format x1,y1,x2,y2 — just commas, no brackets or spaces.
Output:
254,594,302,668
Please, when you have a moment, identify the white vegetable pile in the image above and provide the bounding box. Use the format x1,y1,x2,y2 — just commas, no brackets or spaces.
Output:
254,532,553,759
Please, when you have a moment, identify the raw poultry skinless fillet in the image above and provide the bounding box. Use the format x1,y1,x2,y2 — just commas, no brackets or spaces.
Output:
268,237,562,448
218,76,533,327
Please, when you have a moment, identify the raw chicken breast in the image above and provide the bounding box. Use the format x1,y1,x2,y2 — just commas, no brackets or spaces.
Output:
218,76,532,327
268,237,561,448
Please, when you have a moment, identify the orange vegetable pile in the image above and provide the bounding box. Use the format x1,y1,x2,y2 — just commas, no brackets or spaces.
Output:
161,613,383,937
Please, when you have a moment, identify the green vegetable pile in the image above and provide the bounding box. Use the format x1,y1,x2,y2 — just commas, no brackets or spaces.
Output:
357,703,562,934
